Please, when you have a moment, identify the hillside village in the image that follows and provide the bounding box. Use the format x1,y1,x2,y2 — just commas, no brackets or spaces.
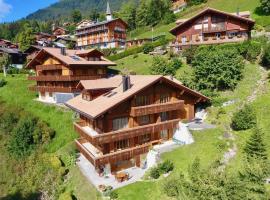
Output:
1,0,270,200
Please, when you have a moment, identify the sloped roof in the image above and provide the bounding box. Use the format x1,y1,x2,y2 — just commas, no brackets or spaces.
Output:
66,75,209,119
75,18,128,31
26,47,116,68
78,76,123,90
170,7,255,34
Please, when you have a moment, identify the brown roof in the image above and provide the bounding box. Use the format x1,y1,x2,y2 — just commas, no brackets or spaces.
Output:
78,76,122,90
66,75,209,119
26,47,116,68
170,7,255,34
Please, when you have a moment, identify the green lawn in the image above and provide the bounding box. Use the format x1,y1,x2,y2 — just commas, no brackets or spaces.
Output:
113,53,153,75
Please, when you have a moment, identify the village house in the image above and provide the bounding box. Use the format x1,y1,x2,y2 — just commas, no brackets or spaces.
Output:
66,75,209,174
0,39,18,49
75,2,127,49
53,26,69,37
0,47,27,69
26,47,115,103
24,45,43,63
170,7,255,51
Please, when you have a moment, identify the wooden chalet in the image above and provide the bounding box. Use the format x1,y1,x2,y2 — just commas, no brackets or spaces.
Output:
24,45,43,62
26,47,116,103
0,39,18,49
171,0,187,13
75,2,127,49
170,7,255,51
0,47,26,68
66,75,209,173
53,27,68,37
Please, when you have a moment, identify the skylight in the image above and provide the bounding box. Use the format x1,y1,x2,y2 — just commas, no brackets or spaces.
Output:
70,55,81,61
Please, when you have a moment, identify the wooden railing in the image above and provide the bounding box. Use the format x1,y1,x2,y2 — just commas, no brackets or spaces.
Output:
74,118,180,145
36,64,63,71
76,138,151,166
130,100,184,117
203,26,226,33
28,75,104,82
28,85,80,93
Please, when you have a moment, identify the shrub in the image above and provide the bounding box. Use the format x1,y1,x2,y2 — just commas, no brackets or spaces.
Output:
150,56,182,76
158,160,174,174
0,78,7,87
261,44,270,68
0,109,19,132
182,46,198,64
150,166,160,179
231,105,257,131
162,176,183,197
192,46,244,91
143,43,154,54
110,191,119,200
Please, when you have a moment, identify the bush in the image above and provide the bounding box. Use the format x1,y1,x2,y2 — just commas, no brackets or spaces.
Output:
158,160,174,174
150,166,160,179
110,191,118,200
182,46,198,64
231,105,257,131
143,43,154,54
162,176,183,197
0,78,7,87
192,46,244,91
261,44,270,68
7,115,55,158
150,56,182,76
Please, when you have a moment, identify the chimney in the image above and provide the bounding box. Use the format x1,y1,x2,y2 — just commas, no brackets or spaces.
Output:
60,47,66,55
122,75,131,92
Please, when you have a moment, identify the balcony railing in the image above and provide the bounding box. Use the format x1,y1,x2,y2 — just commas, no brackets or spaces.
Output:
74,118,180,145
130,100,184,117
76,138,151,166
36,64,63,71
29,85,80,93
28,75,105,82
203,26,226,33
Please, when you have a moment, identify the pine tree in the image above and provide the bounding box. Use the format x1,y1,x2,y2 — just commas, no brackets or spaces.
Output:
244,127,268,160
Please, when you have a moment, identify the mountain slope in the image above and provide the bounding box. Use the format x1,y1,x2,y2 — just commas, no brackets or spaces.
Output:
26,0,138,21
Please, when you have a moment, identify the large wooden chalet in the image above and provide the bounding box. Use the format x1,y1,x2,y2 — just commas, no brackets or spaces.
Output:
170,7,255,51
66,75,209,173
75,2,127,49
26,47,115,103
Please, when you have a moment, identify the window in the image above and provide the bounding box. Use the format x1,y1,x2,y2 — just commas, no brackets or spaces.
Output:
181,36,187,44
112,117,128,131
139,134,151,144
160,130,168,140
135,96,150,106
160,112,168,122
97,69,104,75
49,92,53,97
138,115,150,125
115,139,129,150
160,94,170,103
215,33,221,39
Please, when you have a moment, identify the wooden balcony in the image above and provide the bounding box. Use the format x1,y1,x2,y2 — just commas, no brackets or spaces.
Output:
28,75,104,82
29,85,80,93
172,35,248,48
202,26,226,33
36,64,63,71
74,118,180,145
76,138,151,166
130,100,184,117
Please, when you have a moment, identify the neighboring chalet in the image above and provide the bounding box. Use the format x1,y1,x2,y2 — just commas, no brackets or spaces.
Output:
170,8,255,51
75,2,127,49
54,37,76,48
26,47,116,103
76,20,94,29
0,39,18,49
0,47,26,68
66,75,209,173
35,32,55,46
53,27,69,37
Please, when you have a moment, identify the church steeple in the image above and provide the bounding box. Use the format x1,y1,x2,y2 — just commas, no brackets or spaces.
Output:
106,1,112,21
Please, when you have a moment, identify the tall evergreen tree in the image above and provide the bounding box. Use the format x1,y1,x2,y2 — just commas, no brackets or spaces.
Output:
16,23,36,51
244,127,268,160
119,1,137,30
71,10,82,23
